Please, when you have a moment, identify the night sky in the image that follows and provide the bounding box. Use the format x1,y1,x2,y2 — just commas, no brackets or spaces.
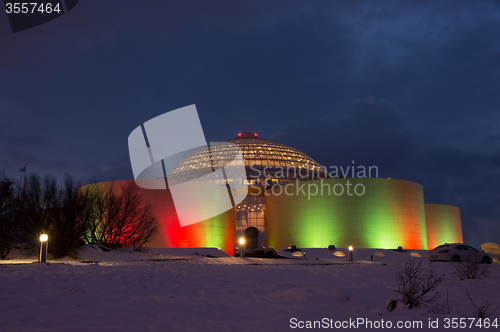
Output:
1,1,499,247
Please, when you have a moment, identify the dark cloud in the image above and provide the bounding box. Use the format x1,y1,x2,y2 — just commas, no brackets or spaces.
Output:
0,133,54,149
349,97,401,129
272,97,413,175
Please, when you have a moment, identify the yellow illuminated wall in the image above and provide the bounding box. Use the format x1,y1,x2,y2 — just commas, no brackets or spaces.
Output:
264,178,428,250
425,204,463,250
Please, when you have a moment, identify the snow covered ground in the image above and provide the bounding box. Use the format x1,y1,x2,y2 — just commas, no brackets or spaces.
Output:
0,245,499,331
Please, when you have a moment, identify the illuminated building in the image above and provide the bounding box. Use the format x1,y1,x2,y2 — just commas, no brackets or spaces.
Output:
81,132,463,253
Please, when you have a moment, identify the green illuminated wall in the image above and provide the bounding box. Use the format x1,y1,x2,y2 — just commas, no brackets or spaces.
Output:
264,178,428,250
425,204,463,250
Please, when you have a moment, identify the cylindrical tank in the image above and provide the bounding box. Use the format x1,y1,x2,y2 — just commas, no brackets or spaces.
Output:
425,204,463,250
265,178,428,250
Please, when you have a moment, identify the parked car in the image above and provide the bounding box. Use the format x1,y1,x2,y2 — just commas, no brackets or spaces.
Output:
428,243,492,264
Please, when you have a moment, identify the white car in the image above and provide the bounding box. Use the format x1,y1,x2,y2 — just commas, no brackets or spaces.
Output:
428,243,492,264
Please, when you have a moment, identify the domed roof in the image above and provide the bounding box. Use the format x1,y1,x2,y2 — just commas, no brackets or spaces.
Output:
168,132,325,184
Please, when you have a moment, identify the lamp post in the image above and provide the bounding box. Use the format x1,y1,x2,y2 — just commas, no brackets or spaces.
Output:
39,234,48,263
348,246,353,261
239,238,245,258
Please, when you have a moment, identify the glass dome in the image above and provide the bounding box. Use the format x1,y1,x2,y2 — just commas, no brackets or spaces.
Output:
168,132,326,185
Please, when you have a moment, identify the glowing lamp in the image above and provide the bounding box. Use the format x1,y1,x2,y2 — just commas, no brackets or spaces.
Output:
348,246,353,261
238,133,242,137
39,234,48,263
348,246,353,251
254,133,257,137
239,238,246,258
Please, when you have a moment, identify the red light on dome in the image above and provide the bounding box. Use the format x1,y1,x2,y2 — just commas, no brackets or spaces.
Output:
254,133,257,137
238,133,242,136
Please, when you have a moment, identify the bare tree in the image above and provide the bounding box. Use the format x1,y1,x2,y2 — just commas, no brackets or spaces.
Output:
80,183,105,245
81,182,157,248
0,176,25,259
21,174,50,247
47,176,85,258
2,173,153,259
3,174,87,259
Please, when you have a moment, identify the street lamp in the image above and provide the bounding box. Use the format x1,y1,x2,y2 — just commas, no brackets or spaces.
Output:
348,246,353,261
239,238,245,258
39,234,48,263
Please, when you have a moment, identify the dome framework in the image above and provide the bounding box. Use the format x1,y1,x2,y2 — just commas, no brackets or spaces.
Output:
169,132,326,185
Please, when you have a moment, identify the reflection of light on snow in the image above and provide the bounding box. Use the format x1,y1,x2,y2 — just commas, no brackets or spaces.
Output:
410,252,421,257
374,251,385,257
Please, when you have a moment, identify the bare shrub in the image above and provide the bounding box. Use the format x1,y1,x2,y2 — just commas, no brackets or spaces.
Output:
459,288,499,318
387,259,444,311
453,260,489,280
432,290,453,314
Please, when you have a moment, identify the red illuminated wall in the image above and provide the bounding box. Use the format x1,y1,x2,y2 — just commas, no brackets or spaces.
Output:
80,180,235,255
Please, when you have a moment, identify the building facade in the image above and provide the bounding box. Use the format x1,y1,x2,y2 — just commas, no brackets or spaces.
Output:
81,133,463,252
